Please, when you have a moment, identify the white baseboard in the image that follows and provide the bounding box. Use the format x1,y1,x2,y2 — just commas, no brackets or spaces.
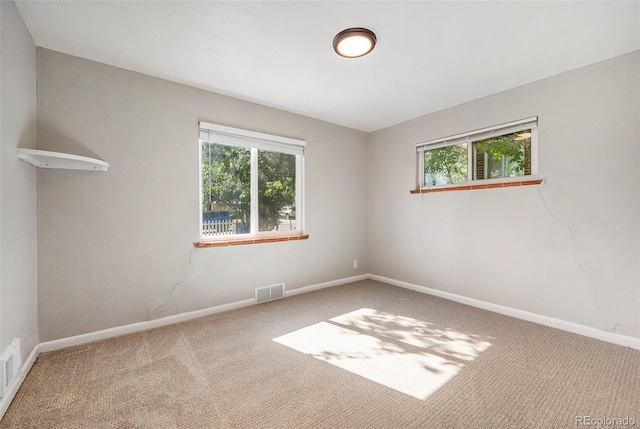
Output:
287,274,368,297
0,343,39,419
38,297,256,353
369,274,640,350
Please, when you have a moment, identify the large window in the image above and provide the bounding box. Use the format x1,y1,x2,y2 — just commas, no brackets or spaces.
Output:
199,122,305,240
417,117,538,188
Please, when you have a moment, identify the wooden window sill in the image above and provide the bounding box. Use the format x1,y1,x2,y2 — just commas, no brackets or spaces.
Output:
410,178,545,194
194,234,309,248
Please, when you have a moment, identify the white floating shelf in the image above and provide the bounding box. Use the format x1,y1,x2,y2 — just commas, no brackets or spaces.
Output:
17,149,109,171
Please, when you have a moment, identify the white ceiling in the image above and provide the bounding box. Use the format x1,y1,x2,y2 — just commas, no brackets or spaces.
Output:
15,1,640,132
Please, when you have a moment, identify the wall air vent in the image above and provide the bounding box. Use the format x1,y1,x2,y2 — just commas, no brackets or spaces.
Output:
255,283,285,304
0,339,22,398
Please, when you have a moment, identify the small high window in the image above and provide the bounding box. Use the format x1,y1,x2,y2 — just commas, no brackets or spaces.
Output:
417,117,538,189
199,122,305,241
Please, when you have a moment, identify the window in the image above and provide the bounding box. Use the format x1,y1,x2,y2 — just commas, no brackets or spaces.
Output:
199,122,305,241
417,117,538,189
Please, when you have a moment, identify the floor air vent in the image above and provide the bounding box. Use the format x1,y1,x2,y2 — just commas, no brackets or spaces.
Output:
255,283,285,304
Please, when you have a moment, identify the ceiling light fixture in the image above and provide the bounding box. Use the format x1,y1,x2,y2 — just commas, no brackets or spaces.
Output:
333,27,377,58
514,132,532,141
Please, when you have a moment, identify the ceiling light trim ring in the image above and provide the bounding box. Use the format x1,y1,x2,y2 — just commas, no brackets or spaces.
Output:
333,27,377,58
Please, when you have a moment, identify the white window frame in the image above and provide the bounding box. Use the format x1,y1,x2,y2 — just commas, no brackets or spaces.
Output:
199,121,305,241
416,117,538,188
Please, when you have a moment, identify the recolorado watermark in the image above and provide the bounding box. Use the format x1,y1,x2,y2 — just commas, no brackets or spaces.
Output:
576,416,636,427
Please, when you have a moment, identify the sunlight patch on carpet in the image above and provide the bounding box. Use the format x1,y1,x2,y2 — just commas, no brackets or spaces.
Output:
273,308,491,400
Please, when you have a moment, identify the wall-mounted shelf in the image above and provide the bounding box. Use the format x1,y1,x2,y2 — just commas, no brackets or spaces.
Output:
17,149,109,171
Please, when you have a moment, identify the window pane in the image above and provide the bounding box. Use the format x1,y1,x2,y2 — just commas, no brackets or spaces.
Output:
472,130,531,180
423,143,467,187
258,150,296,232
201,142,251,237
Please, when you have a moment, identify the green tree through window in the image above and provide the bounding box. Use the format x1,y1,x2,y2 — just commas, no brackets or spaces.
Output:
199,122,304,239
473,131,531,180
424,144,467,186
419,123,535,188
258,150,296,231
202,143,251,227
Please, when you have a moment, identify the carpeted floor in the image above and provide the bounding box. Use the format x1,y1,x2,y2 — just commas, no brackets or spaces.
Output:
2,280,639,428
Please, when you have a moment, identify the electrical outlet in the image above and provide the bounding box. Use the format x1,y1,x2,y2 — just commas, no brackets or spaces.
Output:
353,260,358,269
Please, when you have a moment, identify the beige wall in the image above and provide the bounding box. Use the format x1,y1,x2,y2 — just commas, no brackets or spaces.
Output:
0,1,38,357
36,49,369,341
368,52,639,339
34,46,639,343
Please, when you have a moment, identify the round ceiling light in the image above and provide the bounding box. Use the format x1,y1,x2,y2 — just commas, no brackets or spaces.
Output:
333,28,377,58
514,132,532,141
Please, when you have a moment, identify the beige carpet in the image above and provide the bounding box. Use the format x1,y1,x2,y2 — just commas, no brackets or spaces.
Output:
2,280,638,428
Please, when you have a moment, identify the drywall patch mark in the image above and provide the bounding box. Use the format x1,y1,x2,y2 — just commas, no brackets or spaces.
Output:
536,187,610,330
148,250,196,320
